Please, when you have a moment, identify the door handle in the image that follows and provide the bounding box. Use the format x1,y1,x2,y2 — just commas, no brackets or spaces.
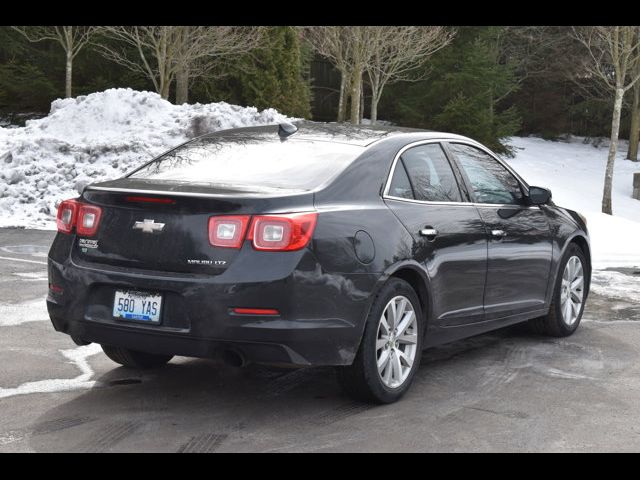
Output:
491,229,507,238
420,227,438,239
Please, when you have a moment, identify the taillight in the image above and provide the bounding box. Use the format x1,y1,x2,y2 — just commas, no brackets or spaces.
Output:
77,204,103,236
208,215,250,248
248,212,318,251
56,199,102,236
56,199,79,234
207,212,318,251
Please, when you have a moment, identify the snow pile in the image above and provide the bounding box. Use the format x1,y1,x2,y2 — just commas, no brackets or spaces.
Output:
506,136,640,269
0,88,292,229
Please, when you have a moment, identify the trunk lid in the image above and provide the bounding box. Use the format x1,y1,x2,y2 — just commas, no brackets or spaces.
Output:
74,178,315,274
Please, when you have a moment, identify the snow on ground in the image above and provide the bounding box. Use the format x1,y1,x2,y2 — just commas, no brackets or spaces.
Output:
590,270,640,302
0,88,291,229
505,136,640,270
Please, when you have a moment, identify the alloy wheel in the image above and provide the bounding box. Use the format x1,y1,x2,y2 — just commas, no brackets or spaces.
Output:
376,295,419,389
560,255,584,326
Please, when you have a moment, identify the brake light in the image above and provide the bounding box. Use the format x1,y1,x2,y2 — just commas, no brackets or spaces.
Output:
248,212,318,251
208,215,250,248
56,199,79,233
126,196,175,205
77,204,103,236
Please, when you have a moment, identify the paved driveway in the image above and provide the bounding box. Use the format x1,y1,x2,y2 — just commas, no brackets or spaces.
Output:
1,228,639,452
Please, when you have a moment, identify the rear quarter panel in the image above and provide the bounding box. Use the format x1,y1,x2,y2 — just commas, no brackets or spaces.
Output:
310,139,420,344
312,137,416,277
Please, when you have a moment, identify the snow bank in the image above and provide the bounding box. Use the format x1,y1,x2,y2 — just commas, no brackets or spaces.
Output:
0,88,291,229
505,136,640,269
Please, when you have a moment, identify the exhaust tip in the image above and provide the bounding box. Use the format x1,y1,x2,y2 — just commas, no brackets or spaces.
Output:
222,348,247,368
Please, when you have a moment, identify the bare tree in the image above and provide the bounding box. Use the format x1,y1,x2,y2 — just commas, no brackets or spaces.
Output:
574,26,640,214
304,26,354,122
99,26,262,102
98,27,179,99
305,26,454,125
365,26,454,124
11,26,99,98
173,26,263,104
305,26,382,125
627,59,640,161
346,27,376,125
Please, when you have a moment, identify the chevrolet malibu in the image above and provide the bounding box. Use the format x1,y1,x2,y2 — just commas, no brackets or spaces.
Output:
47,122,590,403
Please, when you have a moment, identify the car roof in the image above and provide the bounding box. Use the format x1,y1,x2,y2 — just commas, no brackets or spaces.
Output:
199,121,477,148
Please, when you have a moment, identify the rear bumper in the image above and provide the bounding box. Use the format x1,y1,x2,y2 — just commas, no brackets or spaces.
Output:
46,243,377,367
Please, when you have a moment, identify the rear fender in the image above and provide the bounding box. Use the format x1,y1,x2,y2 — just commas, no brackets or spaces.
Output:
360,260,433,344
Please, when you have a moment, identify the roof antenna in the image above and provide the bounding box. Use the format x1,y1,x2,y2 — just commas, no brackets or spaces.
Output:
278,122,298,141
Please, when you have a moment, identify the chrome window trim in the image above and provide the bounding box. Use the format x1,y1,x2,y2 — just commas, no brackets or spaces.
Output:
384,195,473,207
384,195,540,210
382,138,465,204
382,137,532,207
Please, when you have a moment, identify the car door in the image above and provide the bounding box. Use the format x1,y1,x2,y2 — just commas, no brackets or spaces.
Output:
445,142,553,320
383,141,487,326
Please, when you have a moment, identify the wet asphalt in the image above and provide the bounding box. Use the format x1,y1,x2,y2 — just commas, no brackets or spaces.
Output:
1,227,640,452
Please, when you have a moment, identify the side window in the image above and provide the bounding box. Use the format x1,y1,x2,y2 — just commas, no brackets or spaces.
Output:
396,143,462,202
448,143,524,205
388,161,414,199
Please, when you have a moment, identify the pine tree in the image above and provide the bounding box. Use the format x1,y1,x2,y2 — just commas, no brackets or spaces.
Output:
0,27,58,112
382,27,521,154
235,27,311,118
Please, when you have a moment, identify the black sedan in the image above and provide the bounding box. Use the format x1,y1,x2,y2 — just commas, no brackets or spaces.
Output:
47,122,590,403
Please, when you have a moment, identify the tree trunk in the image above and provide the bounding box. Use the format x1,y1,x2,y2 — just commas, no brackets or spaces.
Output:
359,82,364,123
175,65,189,104
65,50,73,98
370,80,382,125
370,100,378,125
158,29,170,100
337,73,347,122
350,65,362,125
160,80,170,100
627,82,640,161
340,71,352,123
602,87,625,215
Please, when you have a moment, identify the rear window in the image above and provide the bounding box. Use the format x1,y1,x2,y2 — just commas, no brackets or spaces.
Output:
128,138,363,192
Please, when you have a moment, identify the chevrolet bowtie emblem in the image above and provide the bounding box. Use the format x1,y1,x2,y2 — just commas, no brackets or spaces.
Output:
133,219,165,233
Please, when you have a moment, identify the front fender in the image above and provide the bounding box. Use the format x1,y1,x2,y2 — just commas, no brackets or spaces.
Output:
544,205,591,305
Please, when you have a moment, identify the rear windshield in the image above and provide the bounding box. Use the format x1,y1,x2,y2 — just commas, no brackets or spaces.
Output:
128,138,363,192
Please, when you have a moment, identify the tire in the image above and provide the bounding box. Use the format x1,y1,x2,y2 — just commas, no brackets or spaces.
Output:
529,243,588,337
101,345,173,369
337,278,424,404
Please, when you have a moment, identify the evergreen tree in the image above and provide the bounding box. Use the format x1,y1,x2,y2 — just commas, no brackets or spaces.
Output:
381,27,521,154
234,27,311,118
0,27,58,112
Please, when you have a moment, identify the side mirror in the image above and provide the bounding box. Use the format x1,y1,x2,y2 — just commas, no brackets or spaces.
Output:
528,186,552,205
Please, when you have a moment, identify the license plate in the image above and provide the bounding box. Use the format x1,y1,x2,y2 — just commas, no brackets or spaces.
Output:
112,290,162,323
